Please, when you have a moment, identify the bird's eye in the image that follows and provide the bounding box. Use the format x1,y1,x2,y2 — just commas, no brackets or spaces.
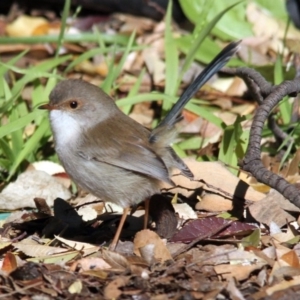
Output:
69,101,78,109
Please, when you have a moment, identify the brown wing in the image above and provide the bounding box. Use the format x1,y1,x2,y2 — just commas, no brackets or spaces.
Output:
77,117,174,185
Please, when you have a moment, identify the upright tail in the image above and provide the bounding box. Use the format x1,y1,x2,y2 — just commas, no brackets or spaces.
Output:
155,40,241,130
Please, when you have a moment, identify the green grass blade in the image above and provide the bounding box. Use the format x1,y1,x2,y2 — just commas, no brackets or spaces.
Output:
0,110,44,139
101,32,136,92
116,93,223,128
179,1,243,79
55,0,71,57
122,68,146,115
0,139,15,162
9,108,24,156
218,116,245,174
10,56,70,94
164,0,179,111
274,56,291,124
0,50,29,77
0,33,129,45
8,118,50,179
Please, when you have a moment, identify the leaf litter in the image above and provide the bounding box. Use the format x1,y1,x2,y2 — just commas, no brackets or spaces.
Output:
1,2,300,299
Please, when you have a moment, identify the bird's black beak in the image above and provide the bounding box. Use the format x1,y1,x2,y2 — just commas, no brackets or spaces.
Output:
39,103,55,110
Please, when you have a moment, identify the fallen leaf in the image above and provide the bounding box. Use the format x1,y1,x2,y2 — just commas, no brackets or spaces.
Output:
71,257,111,272
267,274,300,295
249,189,299,227
68,280,82,294
0,170,71,210
173,203,197,220
104,276,129,299
102,249,130,269
6,15,48,37
54,235,99,256
281,251,300,268
171,216,257,243
165,159,265,204
2,252,18,273
13,242,68,257
134,229,172,263
214,262,266,281
77,206,97,221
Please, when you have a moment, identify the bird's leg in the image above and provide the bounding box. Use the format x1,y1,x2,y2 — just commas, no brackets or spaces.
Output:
109,207,130,251
143,198,150,229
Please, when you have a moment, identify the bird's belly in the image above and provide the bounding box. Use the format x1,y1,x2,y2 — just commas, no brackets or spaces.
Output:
58,151,160,208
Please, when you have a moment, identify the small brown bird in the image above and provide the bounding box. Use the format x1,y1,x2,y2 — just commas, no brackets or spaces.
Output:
40,41,240,249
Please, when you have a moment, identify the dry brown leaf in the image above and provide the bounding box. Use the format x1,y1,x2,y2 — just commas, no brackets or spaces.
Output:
0,238,12,251
74,59,96,74
101,249,129,270
199,119,222,143
118,73,151,93
214,262,266,281
68,280,83,294
142,49,165,84
196,193,234,212
286,149,300,177
246,3,288,53
226,277,245,300
30,161,71,188
165,159,265,203
267,274,300,296
270,265,300,283
272,228,296,244
281,251,300,268
77,206,97,221
13,242,68,257
226,77,248,97
211,97,232,110
230,103,256,116
6,15,48,37
2,252,18,273
0,170,71,210
134,229,172,263
0,44,50,56
129,112,152,126
114,14,155,35
238,42,271,65
104,276,129,299
212,77,235,93
262,246,277,261
54,236,99,256
249,189,300,227
71,257,111,272
173,203,197,220
246,2,300,54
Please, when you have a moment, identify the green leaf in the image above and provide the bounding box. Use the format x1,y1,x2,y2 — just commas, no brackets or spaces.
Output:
218,116,246,174
179,0,251,39
241,229,261,247
177,136,202,150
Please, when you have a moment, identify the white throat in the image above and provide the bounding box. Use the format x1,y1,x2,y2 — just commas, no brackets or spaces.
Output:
49,110,82,149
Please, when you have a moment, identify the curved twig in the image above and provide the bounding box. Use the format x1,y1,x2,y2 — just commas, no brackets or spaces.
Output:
224,67,294,147
241,79,300,207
